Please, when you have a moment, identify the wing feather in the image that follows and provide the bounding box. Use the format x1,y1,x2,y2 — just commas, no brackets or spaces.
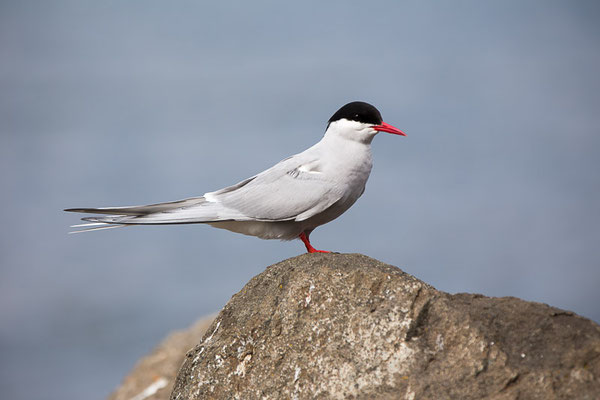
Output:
65,152,345,227
207,156,344,221
64,197,205,215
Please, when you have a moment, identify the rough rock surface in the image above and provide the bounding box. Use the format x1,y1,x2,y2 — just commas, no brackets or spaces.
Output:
170,253,600,399
108,317,214,400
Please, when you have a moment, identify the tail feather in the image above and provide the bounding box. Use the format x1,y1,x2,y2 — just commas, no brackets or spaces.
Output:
68,222,128,234
64,195,237,233
70,222,108,228
64,195,257,233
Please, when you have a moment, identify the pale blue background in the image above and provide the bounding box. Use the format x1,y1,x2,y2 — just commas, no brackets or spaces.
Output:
1,1,599,399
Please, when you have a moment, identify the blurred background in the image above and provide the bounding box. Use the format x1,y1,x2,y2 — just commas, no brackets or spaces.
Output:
1,1,599,399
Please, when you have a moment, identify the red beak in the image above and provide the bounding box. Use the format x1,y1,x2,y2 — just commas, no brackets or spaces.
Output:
373,121,406,136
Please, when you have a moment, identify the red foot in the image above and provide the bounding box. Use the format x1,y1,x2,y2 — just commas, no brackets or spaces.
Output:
299,232,331,254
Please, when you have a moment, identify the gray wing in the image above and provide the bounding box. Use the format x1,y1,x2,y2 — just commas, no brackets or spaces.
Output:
65,197,205,215
68,154,345,227
208,157,344,221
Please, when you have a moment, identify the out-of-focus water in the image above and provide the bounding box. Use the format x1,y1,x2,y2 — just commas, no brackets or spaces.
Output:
1,2,599,399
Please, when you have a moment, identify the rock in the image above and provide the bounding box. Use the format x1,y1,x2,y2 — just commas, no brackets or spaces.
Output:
108,317,214,400
170,253,600,400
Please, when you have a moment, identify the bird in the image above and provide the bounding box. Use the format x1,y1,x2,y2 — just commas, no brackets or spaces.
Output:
65,101,405,253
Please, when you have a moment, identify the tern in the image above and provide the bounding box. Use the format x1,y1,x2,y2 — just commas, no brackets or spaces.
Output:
65,101,405,253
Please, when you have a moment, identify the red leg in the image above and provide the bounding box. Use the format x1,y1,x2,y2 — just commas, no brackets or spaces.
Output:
299,232,330,254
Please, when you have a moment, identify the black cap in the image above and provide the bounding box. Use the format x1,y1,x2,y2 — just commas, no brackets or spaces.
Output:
328,101,383,126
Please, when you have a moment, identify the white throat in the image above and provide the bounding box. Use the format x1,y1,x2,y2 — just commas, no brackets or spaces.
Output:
323,119,378,144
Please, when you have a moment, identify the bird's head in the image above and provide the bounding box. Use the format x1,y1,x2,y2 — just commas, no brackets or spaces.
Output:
325,101,405,143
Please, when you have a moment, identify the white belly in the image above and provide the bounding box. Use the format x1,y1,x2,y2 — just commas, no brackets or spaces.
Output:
208,220,304,240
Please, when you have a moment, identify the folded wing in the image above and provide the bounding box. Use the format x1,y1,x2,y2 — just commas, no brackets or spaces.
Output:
66,155,344,232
